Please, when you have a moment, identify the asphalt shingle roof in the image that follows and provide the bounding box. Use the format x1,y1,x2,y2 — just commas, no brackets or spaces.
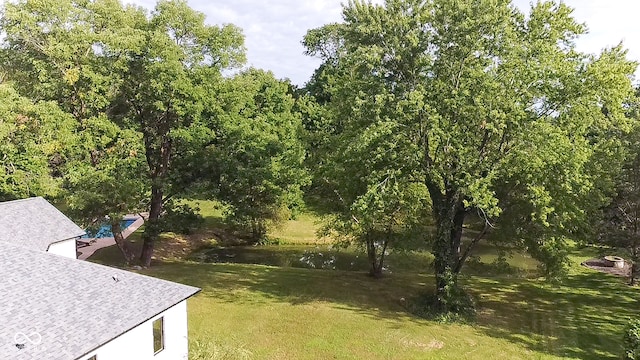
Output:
0,197,86,250
0,242,200,360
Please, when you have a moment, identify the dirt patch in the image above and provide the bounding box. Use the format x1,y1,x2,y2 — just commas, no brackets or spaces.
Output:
581,258,631,278
152,227,248,261
400,338,444,351
152,232,214,261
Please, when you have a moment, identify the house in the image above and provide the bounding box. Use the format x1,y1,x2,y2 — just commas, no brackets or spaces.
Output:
0,197,86,258
0,198,200,360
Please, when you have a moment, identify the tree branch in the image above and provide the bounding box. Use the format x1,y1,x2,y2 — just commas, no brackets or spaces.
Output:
454,217,490,274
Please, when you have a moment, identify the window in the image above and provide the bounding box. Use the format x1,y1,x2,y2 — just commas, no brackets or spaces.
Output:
153,317,164,354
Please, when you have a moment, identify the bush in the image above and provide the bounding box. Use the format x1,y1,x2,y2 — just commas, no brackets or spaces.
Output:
160,201,204,234
190,338,253,360
624,319,640,359
407,287,477,324
529,237,570,282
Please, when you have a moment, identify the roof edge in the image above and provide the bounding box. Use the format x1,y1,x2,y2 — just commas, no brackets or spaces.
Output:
0,196,45,206
74,289,200,360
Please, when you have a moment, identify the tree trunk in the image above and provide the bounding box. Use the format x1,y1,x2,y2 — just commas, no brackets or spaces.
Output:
140,186,163,267
451,208,466,258
366,234,388,278
432,195,465,313
367,239,381,278
631,245,639,286
111,219,135,265
140,125,172,267
250,218,267,243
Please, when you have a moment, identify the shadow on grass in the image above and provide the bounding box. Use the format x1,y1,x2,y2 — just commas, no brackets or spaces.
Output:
142,260,640,360
467,270,640,359
91,237,640,360
146,261,434,323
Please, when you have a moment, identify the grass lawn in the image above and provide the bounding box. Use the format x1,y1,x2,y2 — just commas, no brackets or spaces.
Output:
269,212,329,245
89,201,640,359
129,258,638,360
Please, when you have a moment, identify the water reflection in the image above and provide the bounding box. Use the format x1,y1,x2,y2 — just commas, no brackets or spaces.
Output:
197,245,369,271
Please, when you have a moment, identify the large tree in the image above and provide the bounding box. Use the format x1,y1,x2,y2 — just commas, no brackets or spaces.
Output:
1,0,246,266
112,0,245,265
0,1,148,264
209,69,309,242
305,0,637,312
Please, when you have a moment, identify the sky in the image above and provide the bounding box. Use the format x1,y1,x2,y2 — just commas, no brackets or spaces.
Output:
127,0,640,86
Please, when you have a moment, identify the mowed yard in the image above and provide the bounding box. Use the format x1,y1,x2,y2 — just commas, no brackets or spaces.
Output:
89,201,640,359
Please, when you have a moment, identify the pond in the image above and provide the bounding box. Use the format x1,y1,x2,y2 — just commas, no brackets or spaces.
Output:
189,243,538,276
190,245,435,273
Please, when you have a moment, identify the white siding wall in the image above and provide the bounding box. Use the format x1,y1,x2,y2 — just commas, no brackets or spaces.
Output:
78,300,189,360
47,238,77,259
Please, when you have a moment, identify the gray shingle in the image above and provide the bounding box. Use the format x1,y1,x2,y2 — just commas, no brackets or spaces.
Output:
0,242,200,360
0,197,86,251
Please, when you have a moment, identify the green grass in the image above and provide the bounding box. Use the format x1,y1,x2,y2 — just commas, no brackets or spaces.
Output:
132,255,639,360
93,249,640,359
269,213,327,244
182,199,227,228
88,203,640,359
179,199,325,245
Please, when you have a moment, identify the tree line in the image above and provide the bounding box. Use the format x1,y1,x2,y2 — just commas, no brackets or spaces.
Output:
1,0,639,314
0,0,308,267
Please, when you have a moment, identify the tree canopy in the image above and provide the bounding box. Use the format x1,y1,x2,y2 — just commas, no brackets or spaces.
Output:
208,69,309,241
0,84,76,201
304,0,637,312
1,0,247,266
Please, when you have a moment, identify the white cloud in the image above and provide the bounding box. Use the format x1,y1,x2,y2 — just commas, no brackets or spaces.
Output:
183,0,345,85
126,0,640,86
514,0,640,62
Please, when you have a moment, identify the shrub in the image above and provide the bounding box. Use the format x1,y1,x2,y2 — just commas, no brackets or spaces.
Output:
529,237,570,282
624,319,640,359
407,286,477,324
190,338,253,360
160,201,203,234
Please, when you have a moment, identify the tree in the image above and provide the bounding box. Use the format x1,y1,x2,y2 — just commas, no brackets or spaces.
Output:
318,122,430,277
112,0,245,265
0,84,76,201
210,69,309,242
65,124,148,265
596,117,640,285
303,21,431,277
305,0,637,312
0,0,151,264
1,0,246,266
